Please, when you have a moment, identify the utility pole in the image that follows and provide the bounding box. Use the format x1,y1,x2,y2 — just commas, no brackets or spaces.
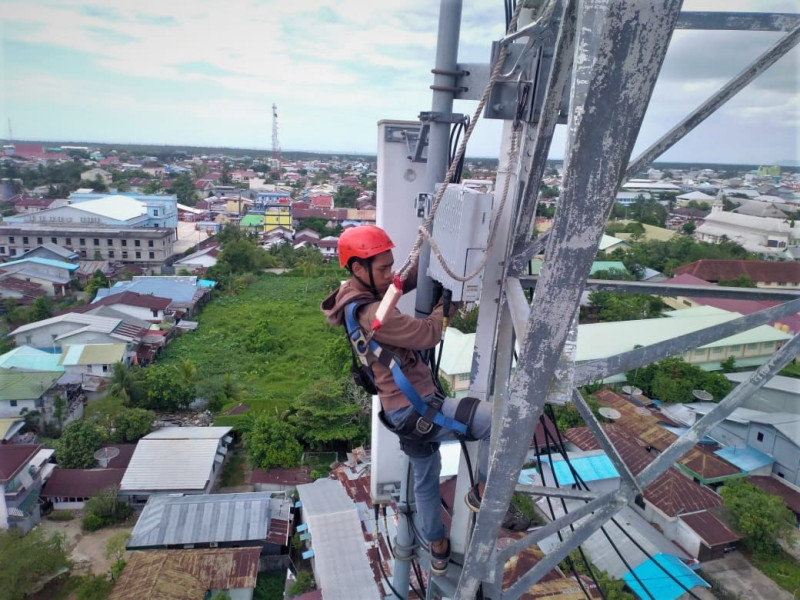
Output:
272,103,281,174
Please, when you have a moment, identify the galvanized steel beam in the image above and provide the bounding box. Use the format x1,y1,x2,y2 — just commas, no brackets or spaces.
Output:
676,11,800,31
627,23,800,178
574,297,800,384
455,1,683,596
637,332,800,489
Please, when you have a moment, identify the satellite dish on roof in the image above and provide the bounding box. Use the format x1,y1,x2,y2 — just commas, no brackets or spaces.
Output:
692,389,713,402
621,386,643,396
93,446,120,468
598,407,621,421
635,406,650,418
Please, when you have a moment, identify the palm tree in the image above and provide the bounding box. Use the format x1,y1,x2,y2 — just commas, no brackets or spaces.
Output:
108,362,138,406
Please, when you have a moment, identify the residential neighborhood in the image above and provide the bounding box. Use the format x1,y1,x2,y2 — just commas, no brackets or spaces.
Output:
0,142,799,600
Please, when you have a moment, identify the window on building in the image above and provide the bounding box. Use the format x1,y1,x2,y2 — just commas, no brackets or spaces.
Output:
65,237,71,245
36,237,43,244
121,239,127,246
135,251,141,259
778,472,785,478
694,349,705,355
9,248,16,255
756,431,764,442
148,252,154,259
51,237,57,244
746,343,759,350
79,238,86,245
0,247,4,254
107,239,113,246
9,236,14,243
729,345,741,352
713,347,723,354
102,364,108,373
80,250,87,258
148,240,154,247
22,236,29,244
108,250,114,258
93,238,99,246
122,251,128,259
135,240,141,247
10,400,17,407
154,209,159,216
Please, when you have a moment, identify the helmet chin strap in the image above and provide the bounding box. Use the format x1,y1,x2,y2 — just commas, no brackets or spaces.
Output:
352,258,379,296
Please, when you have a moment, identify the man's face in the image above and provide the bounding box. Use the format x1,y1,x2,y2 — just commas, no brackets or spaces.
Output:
368,250,395,295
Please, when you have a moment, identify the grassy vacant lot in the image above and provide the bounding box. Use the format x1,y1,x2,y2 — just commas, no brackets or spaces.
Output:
159,270,347,418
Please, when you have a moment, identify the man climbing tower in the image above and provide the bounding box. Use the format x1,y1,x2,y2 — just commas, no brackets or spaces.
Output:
321,225,529,576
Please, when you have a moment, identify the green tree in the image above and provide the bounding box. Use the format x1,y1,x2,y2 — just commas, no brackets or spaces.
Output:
626,356,732,403
450,307,479,334
333,185,359,208
91,174,107,192
104,531,130,564
176,358,198,396
246,414,303,469
52,394,67,433
111,407,155,442
168,172,195,204
142,180,162,195
74,574,114,599
56,419,103,468
720,479,794,557
289,570,315,596
0,528,70,600
588,292,665,322
82,486,132,531
718,275,756,288
84,269,110,300
681,221,696,235
288,377,369,450
30,296,53,321
136,364,193,411
107,363,142,406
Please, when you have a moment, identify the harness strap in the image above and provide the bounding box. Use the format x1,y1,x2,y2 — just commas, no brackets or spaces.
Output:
345,301,468,436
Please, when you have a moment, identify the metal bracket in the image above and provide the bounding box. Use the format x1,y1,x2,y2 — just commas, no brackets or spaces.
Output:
418,111,466,124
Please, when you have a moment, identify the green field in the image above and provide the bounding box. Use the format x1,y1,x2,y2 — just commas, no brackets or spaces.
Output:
159,269,347,418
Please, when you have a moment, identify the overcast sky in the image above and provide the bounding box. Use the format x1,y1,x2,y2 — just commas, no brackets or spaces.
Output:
1,0,797,164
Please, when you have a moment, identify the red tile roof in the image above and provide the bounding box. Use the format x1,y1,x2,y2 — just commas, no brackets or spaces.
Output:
672,260,800,284
0,444,41,483
310,195,334,209
41,468,125,498
679,511,739,546
748,475,800,514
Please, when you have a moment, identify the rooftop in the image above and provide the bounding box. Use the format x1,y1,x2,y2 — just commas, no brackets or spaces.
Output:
108,547,260,600
128,492,291,548
41,468,125,499
0,444,41,483
678,511,739,547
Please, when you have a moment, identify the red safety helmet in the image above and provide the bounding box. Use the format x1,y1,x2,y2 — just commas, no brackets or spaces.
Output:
338,225,395,269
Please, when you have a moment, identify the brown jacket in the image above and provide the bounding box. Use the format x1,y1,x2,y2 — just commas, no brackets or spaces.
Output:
321,278,448,412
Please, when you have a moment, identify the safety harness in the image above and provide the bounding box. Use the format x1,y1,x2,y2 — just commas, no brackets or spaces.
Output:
344,300,479,440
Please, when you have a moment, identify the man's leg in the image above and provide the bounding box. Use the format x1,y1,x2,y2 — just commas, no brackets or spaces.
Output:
407,449,446,544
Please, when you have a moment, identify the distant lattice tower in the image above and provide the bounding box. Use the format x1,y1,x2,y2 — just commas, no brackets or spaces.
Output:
271,103,281,169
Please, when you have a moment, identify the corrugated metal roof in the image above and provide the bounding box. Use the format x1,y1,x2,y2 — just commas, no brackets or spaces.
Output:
577,307,791,363
41,468,125,498
10,313,121,335
623,553,709,600
0,444,41,482
0,256,79,271
58,343,126,366
73,196,148,221
143,426,232,440
297,478,379,599
714,445,774,472
120,438,221,492
678,511,739,547
0,345,64,371
108,547,259,600
128,492,289,548
0,368,62,400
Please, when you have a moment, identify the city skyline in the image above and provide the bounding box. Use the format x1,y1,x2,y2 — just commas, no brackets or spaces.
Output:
1,1,798,164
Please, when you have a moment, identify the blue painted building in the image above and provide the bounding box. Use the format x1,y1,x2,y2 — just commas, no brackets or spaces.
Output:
69,192,179,229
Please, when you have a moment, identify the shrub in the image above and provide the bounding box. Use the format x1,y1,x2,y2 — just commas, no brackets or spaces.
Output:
47,510,75,522
81,513,105,532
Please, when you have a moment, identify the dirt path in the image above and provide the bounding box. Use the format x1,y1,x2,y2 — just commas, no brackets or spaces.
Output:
38,517,132,576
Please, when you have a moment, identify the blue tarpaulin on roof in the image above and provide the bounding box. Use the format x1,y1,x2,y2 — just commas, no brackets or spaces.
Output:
624,554,708,600
715,445,773,472
540,454,619,485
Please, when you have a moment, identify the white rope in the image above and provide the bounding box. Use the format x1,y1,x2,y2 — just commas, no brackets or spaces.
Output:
397,0,526,283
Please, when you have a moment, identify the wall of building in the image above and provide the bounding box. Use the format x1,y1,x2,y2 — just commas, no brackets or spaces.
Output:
673,518,702,559
0,227,175,264
0,398,37,419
